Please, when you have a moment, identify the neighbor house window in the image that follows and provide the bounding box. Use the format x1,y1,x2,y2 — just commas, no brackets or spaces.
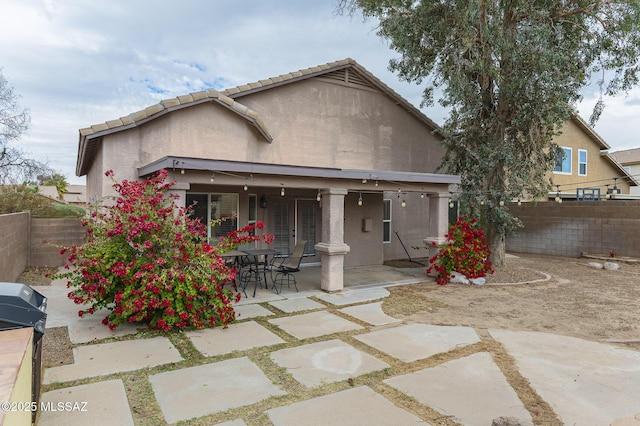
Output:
383,199,391,243
578,149,587,176
554,147,572,174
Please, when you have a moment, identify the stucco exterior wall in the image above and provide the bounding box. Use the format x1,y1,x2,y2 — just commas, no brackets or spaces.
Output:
344,192,384,267
382,192,432,261
551,120,631,194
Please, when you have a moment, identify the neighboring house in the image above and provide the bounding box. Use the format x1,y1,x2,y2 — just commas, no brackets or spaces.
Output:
38,185,87,205
549,114,637,201
610,147,640,196
75,58,459,292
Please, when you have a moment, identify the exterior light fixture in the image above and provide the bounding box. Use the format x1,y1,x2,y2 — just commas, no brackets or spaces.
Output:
401,198,406,208
316,190,321,202
280,185,285,197
517,199,522,206
362,178,367,184
375,181,379,187
210,172,215,182
358,192,363,206
449,199,454,208
420,193,425,199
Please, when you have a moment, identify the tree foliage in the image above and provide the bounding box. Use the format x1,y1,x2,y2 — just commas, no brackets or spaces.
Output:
339,0,640,265
0,68,52,184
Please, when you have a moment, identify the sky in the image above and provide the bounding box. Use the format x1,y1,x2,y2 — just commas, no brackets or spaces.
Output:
2,0,640,185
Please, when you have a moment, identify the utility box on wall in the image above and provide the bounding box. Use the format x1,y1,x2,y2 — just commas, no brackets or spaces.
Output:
362,218,372,232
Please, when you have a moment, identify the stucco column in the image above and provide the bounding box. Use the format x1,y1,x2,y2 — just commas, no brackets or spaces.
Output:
314,188,350,292
423,192,450,275
167,182,190,211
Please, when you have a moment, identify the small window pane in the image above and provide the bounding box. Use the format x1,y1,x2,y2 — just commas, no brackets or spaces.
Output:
248,194,257,222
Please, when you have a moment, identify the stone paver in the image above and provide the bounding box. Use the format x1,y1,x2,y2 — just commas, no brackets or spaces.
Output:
186,321,285,357
214,420,248,426
270,339,390,387
490,329,640,425
38,379,134,426
234,303,274,320
385,352,533,426
314,287,390,306
67,312,138,344
266,386,429,426
268,311,363,339
43,336,182,384
354,323,480,362
268,297,324,313
338,301,401,326
149,356,286,424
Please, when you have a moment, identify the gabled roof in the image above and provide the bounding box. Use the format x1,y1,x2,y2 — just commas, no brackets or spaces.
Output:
76,58,441,177
610,147,640,165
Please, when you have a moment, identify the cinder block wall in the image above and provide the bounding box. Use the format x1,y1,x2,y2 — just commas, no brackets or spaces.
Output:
29,218,85,267
0,212,30,282
507,201,640,258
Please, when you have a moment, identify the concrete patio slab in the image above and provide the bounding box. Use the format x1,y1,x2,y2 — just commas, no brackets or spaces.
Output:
490,329,640,425
268,311,363,339
149,356,286,424
268,297,324,313
266,385,428,426
385,352,533,426
43,336,182,384
186,321,285,357
270,339,390,387
354,323,480,362
338,302,401,326
67,312,139,344
37,379,134,426
234,303,275,320
314,287,390,306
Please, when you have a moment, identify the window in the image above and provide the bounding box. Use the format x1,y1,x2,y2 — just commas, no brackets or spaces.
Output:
248,194,257,224
578,149,587,176
554,147,572,174
383,199,391,243
186,193,238,242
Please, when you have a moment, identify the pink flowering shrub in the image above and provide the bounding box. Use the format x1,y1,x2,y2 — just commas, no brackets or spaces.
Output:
56,169,273,331
427,216,494,285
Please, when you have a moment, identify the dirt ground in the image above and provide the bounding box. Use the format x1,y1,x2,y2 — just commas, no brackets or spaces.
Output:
383,253,640,351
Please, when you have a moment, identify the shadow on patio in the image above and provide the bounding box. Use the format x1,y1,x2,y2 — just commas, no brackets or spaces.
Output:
236,264,432,305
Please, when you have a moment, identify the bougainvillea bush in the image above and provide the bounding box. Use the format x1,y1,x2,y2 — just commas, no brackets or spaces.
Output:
427,216,494,285
56,169,273,331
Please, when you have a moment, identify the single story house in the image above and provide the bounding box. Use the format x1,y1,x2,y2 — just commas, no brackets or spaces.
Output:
75,58,460,292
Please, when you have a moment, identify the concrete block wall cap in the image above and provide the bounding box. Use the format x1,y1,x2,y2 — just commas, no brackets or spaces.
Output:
314,242,351,255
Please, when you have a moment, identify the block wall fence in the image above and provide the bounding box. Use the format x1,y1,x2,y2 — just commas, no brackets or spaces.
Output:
506,201,640,258
0,213,84,282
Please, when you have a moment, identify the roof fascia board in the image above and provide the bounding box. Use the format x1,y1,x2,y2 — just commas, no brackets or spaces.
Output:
139,156,461,186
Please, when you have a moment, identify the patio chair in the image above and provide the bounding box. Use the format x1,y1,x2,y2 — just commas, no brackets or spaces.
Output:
269,240,307,294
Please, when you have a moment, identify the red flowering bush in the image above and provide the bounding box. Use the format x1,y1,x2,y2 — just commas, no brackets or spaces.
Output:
56,169,273,331
427,216,494,285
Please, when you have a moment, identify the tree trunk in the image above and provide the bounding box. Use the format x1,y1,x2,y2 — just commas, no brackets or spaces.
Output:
488,230,506,268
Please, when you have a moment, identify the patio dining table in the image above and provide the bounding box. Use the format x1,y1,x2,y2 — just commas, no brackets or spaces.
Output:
220,249,250,297
241,248,278,297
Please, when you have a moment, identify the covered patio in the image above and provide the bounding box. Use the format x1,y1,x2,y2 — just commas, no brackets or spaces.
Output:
233,262,432,305
138,155,459,295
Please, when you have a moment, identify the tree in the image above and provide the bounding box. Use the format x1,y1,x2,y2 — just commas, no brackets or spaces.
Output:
42,173,69,200
339,1,640,266
0,68,51,184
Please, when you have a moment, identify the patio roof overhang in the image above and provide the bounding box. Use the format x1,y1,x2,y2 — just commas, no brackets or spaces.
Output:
138,156,460,193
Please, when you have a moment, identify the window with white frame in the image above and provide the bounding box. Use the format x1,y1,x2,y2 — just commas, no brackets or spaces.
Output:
383,199,391,243
554,147,572,174
578,149,587,176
